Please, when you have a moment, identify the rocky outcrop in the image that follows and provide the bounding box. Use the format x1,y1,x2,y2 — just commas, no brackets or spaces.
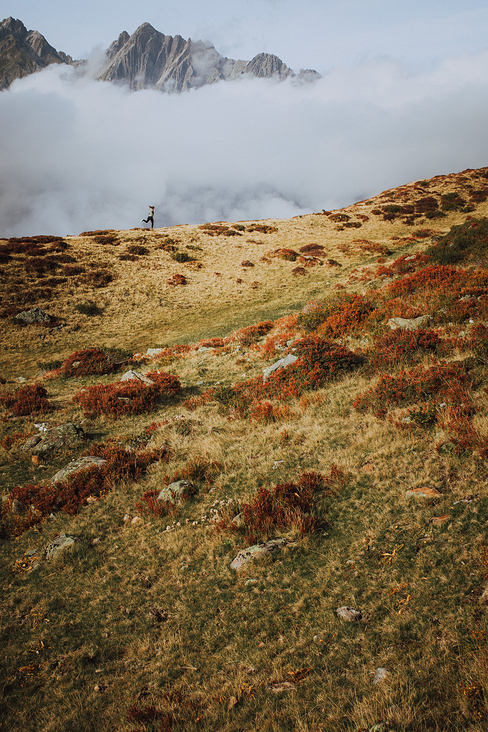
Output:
97,22,320,93
0,18,320,93
0,17,73,89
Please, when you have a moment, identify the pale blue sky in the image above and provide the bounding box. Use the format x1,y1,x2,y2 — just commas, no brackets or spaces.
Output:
3,0,488,73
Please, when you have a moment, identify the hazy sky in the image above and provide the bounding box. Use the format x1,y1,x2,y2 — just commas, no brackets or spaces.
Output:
1,1,488,236
5,0,488,73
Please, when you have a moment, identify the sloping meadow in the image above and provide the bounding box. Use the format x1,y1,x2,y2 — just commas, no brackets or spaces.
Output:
2,170,488,730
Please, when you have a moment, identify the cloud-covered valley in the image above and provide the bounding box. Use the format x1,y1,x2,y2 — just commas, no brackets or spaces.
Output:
1,48,488,237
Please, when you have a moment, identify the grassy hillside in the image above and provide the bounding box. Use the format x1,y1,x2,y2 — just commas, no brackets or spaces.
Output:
2,167,488,731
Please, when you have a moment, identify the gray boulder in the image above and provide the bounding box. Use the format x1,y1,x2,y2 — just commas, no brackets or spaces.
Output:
14,306,52,324
230,538,293,571
120,370,155,385
388,315,430,331
45,533,76,560
263,354,298,383
22,422,85,455
51,456,107,484
157,480,195,505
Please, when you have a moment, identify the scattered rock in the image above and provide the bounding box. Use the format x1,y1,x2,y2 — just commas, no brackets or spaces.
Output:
13,306,52,324
405,487,441,499
45,533,76,560
336,606,362,622
51,456,107,484
146,348,165,357
157,480,195,505
227,696,239,710
430,514,451,525
120,370,155,385
263,353,298,382
230,538,293,571
373,667,389,684
22,422,85,456
388,315,430,331
268,681,296,693
11,498,26,515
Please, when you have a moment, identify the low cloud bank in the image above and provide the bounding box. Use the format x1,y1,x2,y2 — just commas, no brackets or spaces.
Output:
1,49,488,237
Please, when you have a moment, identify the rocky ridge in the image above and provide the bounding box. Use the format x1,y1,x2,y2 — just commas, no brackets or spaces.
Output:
0,16,73,90
0,17,320,92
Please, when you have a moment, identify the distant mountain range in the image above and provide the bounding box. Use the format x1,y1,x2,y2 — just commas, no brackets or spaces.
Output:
0,17,321,92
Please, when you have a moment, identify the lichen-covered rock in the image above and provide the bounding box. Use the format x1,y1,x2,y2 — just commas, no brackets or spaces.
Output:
13,306,52,324
388,315,430,331
45,533,76,560
336,606,362,622
51,456,107,484
157,480,195,505
230,538,292,571
22,422,85,455
120,370,155,385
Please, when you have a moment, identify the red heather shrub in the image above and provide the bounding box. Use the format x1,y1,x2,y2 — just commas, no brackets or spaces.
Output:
0,384,51,416
233,320,274,346
353,361,475,418
376,253,430,279
238,467,346,544
167,273,187,286
366,328,442,371
4,440,169,536
61,348,121,377
298,293,373,337
292,266,307,276
73,372,181,417
196,337,227,348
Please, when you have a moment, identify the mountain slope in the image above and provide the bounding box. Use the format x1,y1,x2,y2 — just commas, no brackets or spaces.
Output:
2,167,488,731
0,17,73,90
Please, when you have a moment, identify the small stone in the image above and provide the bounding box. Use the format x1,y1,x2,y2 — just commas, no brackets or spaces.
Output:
230,538,293,571
227,696,238,710
405,487,441,499
131,516,142,525
45,533,76,561
373,667,389,684
268,681,296,692
336,606,362,622
146,348,165,357
51,456,107,484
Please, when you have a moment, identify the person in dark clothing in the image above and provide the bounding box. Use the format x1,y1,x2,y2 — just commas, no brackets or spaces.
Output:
141,205,155,228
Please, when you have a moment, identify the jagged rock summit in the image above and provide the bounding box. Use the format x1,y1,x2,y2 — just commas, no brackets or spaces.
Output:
0,17,320,92
0,16,73,90
97,22,320,92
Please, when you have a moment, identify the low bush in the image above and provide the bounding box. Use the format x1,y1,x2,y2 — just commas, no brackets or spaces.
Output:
127,245,149,256
233,321,274,346
298,293,374,338
167,273,187,286
2,440,169,537
0,384,51,416
353,360,476,419
426,217,488,265
73,371,181,417
220,466,346,544
60,348,124,377
366,328,442,371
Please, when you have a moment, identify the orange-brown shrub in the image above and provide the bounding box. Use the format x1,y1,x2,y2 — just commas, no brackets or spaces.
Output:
73,372,181,417
0,384,51,416
2,440,169,536
60,348,123,377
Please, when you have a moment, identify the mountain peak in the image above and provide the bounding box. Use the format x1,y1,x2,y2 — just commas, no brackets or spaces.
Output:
0,16,72,89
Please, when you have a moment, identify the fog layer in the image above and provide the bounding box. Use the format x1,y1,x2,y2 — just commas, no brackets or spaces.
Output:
1,48,488,236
